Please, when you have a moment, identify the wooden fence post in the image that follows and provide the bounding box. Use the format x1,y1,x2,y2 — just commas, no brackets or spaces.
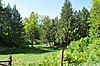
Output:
8,56,12,66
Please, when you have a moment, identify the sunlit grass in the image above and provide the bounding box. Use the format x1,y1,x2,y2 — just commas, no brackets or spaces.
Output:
0,44,60,66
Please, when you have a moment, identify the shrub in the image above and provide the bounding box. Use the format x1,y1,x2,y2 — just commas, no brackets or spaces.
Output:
64,37,100,66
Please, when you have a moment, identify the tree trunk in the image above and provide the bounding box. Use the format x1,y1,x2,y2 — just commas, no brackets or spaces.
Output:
31,40,34,47
60,47,64,66
31,43,33,47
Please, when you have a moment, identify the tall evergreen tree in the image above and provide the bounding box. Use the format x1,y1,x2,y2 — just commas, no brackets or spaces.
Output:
56,0,73,47
10,5,23,47
0,3,23,47
0,3,12,47
56,0,73,66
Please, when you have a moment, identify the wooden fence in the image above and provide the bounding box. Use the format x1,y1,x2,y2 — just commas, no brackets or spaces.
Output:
0,56,12,66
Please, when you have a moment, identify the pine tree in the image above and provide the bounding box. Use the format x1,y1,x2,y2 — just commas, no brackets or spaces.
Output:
10,5,23,47
56,0,73,46
73,7,90,40
0,4,23,47
0,4,12,47
57,0,73,66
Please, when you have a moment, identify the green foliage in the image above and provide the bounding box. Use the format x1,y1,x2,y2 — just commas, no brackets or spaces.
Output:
0,0,100,66
0,3,24,47
64,37,100,66
55,0,90,47
89,0,100,37
6,5,23,47
73,7,90,40
40,16,51,43
22,12,40,47
22,12,38,33
55,0,73,46
63,0,100,65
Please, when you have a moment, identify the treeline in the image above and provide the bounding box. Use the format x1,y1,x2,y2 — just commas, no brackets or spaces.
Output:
22,0,90,47
0,0,90,48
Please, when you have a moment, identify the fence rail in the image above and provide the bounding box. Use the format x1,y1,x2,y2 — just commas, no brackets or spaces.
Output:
0,56,12,66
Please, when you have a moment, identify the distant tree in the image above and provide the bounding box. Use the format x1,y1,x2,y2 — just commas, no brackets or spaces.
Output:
45,17,59,46
41,16,51,44
78,7,90,38
73,7,90,40
22,12,39,47
51,17,59,46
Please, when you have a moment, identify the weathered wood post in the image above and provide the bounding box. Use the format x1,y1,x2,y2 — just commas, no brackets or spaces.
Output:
8,56,12,66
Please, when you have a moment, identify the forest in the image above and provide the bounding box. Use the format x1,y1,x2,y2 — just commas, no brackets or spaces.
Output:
0,0,100,66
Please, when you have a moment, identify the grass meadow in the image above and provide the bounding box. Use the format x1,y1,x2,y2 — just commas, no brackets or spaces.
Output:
0,44,60,66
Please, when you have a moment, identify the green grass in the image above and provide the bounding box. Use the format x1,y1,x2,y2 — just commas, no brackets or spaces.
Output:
0,44,60,66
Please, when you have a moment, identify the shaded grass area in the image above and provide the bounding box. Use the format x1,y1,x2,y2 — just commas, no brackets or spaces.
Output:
0,47,52,54
0,44,59,55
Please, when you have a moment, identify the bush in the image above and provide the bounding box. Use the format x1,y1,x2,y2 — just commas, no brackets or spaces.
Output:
64,37,100,66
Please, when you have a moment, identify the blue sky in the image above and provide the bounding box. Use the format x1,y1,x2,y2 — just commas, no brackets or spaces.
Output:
2,0,91,19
